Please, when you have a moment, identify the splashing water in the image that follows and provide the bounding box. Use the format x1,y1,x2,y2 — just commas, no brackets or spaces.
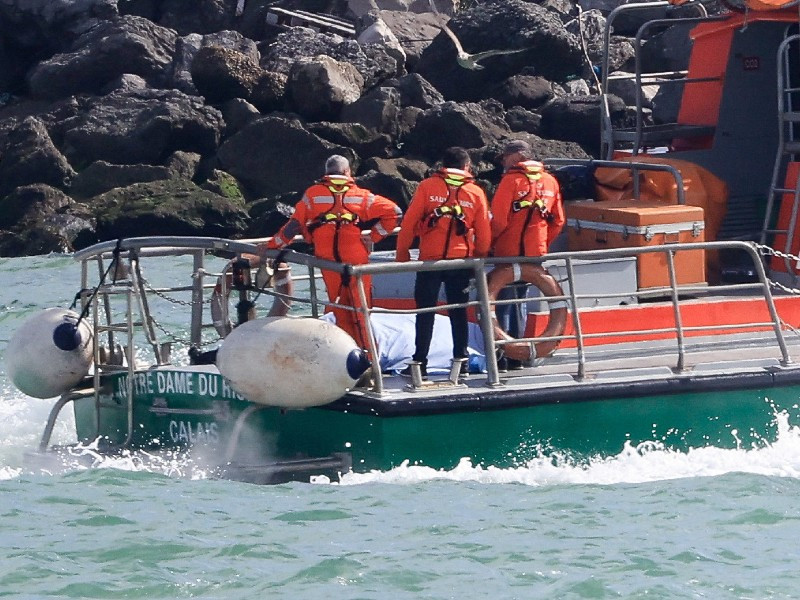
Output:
332,412,800,487
4,382,800,487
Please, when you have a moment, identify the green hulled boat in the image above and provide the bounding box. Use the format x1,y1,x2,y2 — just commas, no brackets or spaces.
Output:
13,0,800,482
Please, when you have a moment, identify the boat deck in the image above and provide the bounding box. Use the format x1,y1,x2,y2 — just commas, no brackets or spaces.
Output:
337,323,800,416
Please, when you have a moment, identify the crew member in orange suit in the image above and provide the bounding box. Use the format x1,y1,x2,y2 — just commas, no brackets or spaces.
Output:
396,146,491,378
490,140,565,368
260,154,402,347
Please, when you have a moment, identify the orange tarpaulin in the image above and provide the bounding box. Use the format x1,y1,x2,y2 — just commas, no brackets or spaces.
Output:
594,156,729,281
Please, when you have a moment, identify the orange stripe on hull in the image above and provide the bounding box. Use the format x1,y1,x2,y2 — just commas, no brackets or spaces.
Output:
526,296,800,348
377,296,800,348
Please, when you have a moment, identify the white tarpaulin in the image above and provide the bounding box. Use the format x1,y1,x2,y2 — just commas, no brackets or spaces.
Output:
322,312,487,374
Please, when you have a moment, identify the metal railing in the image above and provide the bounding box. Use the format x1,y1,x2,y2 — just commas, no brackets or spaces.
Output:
343,240,791,390
599,1,721,159
70,236,793,405
544,158,686,205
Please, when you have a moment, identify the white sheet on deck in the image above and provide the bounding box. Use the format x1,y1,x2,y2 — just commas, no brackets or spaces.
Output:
321,312,487,374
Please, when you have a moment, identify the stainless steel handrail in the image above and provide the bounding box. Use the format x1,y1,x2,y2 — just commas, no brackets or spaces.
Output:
76,238,793,408
628,14,723,156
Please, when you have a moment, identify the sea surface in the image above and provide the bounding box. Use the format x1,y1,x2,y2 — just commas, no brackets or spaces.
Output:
3,254,800,599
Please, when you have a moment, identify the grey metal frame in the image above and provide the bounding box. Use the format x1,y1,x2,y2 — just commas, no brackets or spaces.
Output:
600,2,719,159
761,33,800,280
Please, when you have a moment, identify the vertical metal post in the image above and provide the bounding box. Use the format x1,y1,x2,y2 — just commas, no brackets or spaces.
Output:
92,294,101,440
190,250,204,347
308,265,320,319
81,259,88,307
97,257,115,353
124,289,135,447
473,261,501,387
748,243,792,365
779,35,800,280
354,272,383,395
564,258,586,380
83,258,102,421
129,255,161,361
666,249,686,371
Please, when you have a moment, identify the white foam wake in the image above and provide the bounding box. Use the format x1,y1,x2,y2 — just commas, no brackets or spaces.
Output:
334,412,800,486
28,438,214,480
5,394,800,486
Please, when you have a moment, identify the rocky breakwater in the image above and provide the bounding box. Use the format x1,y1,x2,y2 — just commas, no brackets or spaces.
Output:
0,0,701,256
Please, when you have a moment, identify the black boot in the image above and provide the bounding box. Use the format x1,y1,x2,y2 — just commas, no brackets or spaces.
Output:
506,358,524,370
496,350,508,372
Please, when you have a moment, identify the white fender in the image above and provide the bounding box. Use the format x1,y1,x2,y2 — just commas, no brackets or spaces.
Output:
6,308,93,398
216,316,370,408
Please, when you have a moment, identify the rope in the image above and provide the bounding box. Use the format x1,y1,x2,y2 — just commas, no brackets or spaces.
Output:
577,5,602,94
74,238,123,327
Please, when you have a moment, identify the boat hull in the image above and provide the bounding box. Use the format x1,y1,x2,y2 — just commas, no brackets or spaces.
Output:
73,369,800,474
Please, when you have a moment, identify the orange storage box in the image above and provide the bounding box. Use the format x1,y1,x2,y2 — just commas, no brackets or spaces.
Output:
566,200,706,290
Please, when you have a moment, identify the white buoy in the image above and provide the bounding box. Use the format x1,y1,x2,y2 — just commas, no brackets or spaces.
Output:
216,317,370,408
6,308,93,399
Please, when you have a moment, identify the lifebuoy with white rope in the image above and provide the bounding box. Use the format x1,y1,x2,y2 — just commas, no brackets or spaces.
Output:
487,263,568,362
210,259,294,338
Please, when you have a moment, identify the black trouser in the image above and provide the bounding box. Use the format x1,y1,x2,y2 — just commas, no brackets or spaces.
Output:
413,269,471,364
496,282,528,338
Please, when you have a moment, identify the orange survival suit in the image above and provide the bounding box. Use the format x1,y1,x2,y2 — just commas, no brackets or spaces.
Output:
267,175,402,347
491,160,565,258
396,168,491,261
396,167,491,367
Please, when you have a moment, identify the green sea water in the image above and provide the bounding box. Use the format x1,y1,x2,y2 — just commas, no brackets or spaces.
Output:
3,254,800,599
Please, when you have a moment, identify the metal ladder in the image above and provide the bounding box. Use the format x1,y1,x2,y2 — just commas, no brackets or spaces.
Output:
760,31,800,278
600,1,714,159
86,251,167,446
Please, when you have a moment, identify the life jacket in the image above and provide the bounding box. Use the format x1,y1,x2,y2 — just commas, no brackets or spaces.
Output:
504,161,555,256
308,175,361,228
306,175,364,263
425,168,472,259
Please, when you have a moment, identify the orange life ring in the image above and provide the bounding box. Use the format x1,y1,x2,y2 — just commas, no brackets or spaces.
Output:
210,259,294,337
486,263,568,362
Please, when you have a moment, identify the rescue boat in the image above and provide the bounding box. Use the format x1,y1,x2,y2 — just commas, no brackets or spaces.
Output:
13,0,800,482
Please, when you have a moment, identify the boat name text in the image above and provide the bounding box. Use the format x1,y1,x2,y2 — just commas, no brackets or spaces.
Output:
169,420,219,444
114,371,245,401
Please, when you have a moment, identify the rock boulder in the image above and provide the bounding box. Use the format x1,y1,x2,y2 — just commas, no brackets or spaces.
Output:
402,101,511,159
87,178,249,241
217,115,355,198
61,89,223,166
191,45,265,104
415,0,583,101
286,56,364,121
28,15,177,99
0,116,76,198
